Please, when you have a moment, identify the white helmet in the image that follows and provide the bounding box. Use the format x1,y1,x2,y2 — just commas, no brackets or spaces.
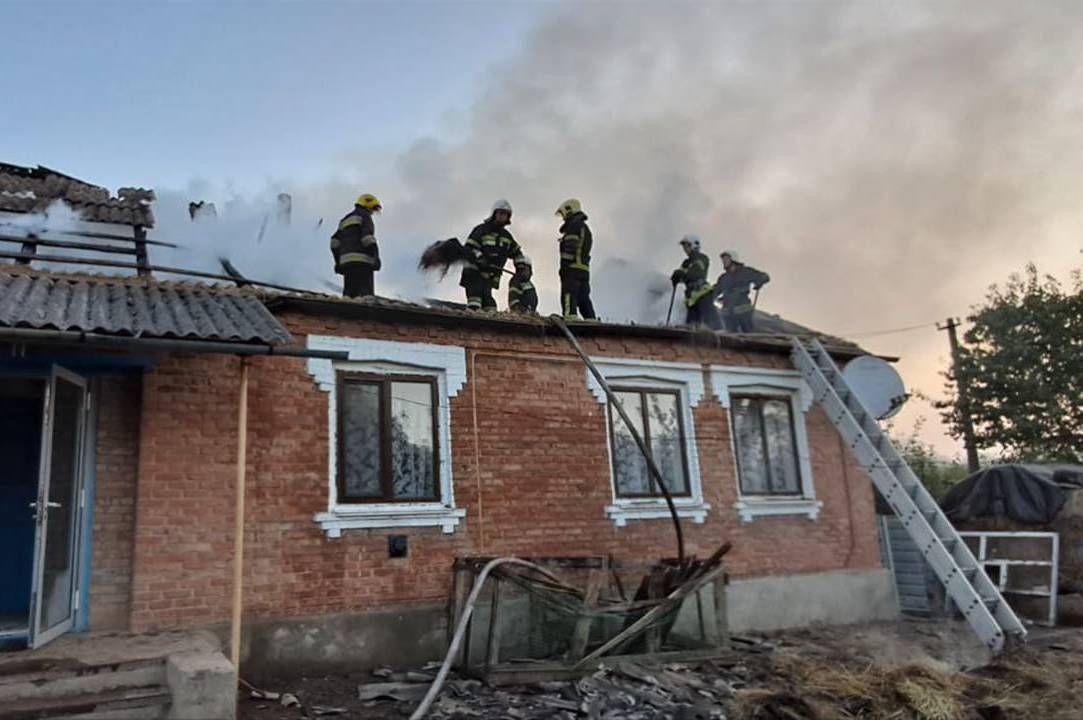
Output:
679,234,701,251
515,255,533,268
491,198,513,214
720,249,739,262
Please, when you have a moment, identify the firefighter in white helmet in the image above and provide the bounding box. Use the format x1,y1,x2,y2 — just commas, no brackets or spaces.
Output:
671,235,720,329
459,199,526,310
508,255,538,313
715,249,770,332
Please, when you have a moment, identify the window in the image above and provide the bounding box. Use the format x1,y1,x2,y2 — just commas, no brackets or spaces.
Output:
306,335,468,537
608,388,690,498
731,395,801,495
337,374,439,503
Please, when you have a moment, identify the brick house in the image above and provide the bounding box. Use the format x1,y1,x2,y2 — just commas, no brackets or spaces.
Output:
0,165,895,669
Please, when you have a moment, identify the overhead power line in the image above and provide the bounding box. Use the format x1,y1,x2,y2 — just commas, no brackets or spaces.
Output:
842,321,941,339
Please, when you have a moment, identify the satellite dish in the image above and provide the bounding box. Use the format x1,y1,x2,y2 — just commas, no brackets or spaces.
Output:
842,356,908,420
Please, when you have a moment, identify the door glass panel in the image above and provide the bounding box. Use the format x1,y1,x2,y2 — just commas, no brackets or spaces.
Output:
39,377,83,634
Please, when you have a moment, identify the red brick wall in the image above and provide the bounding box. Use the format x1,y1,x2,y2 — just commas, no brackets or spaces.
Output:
126,313,881,632
89,374,142,630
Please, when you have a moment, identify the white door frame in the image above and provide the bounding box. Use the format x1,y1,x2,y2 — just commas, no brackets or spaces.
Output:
28,365,89,648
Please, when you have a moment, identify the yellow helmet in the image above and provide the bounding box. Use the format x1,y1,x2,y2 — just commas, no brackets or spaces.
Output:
556,198,582,218
355,193,383,212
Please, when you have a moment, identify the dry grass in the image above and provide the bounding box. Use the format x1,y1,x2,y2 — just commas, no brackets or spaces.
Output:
734,640,1083,720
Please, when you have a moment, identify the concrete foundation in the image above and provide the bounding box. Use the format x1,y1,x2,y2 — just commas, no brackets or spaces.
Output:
233,569,895,674
727,568,898,633
238,605,449,675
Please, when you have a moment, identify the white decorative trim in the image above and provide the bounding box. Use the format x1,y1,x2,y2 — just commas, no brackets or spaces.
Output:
306,335,467,395
590,357,709,526
711,365,819,523
710,365,812,411
305,336,467,537
585,357,706,407
314,505,466,538
606,500,711,527
733,497,823,523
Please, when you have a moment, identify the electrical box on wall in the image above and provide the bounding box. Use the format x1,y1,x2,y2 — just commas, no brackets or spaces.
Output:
388,535,408,558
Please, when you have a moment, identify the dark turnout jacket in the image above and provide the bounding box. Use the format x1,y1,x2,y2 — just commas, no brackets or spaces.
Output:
672,251,713,307
715,263,770,311
558,212,592,279
508,278,538,313
330,207,380,273
459,219,524,289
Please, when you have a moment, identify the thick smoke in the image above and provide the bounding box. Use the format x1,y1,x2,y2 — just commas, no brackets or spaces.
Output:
144,1,1083,455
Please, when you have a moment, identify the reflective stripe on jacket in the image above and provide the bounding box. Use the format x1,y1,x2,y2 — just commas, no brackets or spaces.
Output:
558,212,592,277
331,208,380,269
508,279,538,312
673,251,713,307
459,219,523,289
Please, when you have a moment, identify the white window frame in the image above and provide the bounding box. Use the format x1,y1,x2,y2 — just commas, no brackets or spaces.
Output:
306,336,467,537
711,366,822,523
586,357,710,527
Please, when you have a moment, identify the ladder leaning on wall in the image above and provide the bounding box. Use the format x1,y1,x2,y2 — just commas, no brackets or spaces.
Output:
790,337,1027,652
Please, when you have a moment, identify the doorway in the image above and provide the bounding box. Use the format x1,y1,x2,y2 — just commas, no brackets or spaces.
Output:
0,378,44,638
0,367,90,648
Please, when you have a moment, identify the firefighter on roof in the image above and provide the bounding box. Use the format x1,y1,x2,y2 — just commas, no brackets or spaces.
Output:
508,256,538,313
715,249,770,332
556,198,595,320
671,234,720,329
459,199,525,310
330,193,382,298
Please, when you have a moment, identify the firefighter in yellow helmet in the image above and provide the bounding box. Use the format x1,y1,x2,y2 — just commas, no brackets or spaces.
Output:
330,194,382,297
556,198,595,319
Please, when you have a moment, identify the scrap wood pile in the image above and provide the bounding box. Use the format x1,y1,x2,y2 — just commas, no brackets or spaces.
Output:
473,542,733,663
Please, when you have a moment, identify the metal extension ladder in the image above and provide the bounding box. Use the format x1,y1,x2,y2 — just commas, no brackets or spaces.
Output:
791,337,1027,652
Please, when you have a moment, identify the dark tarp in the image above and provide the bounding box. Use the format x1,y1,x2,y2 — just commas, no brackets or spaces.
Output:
940,464,1083,524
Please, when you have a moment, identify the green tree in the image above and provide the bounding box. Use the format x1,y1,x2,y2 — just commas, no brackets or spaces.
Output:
939,263,1083,463
889,416,970,499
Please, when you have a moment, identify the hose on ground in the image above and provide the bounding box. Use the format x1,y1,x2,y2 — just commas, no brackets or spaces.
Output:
409,557,562,720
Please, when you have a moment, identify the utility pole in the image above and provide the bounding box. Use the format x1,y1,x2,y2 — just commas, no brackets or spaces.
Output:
939,317,980,473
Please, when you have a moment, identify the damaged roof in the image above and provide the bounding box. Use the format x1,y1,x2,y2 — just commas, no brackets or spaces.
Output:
0,162,155,227
0,269,292,345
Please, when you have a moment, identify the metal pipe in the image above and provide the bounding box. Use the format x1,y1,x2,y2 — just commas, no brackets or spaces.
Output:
230,358,250,672
549,315,686,565
0,248,314,294
0,326,349,360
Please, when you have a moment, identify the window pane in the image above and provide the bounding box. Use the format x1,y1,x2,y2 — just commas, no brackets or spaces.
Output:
732,397,769,494
611,391,651,496
341,382,382,498
646,393,688,495
390,382,437,499
763,399,801,493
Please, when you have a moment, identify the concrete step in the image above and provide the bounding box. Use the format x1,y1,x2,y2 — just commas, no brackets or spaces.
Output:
0,686,170,720
0,659,165,705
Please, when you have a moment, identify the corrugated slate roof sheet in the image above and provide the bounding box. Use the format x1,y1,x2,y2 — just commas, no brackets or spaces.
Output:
0,271,292,345
0,162,155,227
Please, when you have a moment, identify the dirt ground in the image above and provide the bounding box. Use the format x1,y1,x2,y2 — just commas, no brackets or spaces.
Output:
238,618,1083,720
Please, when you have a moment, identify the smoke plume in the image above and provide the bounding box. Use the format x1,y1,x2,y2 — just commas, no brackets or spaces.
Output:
142,1,1083,455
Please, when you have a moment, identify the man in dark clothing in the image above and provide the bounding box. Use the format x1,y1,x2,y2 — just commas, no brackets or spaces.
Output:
715,250,769,332
331,193,382,298
508,256,538,313
556,198,596,320
459,199,525,310
671,234,720,329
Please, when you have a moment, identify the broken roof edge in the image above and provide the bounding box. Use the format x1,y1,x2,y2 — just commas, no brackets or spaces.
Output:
266,294,888,361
